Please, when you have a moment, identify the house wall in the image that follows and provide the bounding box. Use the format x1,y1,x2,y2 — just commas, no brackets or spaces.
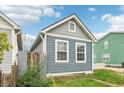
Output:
33,40,43,53
48,19,91,40
95,33,124,65
46,35,92,74
0,29,12,72
0,16,18,73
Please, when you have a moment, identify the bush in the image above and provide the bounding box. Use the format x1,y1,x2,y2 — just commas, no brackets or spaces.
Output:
16,69,50,87
16,56,51,87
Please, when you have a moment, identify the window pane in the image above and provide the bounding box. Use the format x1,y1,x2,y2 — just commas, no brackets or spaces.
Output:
77,53,85,61
77,45,84,52
57,42,67,51
57,52,67,60
70,23,75,30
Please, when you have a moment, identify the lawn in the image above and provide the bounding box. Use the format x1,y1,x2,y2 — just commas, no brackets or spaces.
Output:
93,69,124,85
50,69,124,87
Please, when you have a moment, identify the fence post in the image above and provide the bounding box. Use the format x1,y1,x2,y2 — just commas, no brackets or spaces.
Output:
0,70,1,87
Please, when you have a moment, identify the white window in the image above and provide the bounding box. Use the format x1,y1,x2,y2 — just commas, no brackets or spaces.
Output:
69,21,76,32
102,53,110,62
55,39,69,62
76,43,86,63
104,40,108,49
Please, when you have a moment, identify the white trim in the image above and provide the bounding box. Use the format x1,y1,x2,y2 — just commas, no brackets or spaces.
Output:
44,34,47,54
102,53,110,62
55,39,69,63
0,12,20,29
104,40,108,49
46,33,93,42
75,42,86,63
1,71,11,74
68,21,76,32
92,42,94,70
46,71,92,77
41,15,97,42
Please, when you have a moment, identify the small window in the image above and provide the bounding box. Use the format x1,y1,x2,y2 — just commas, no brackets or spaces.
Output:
76,43,86,63
102,53,110,62
104,40,108,49
55,39,69,62
69,22,76,32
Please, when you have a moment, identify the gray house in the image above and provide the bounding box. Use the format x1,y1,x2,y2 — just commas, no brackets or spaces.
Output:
30,14,97,76
0,11,22,73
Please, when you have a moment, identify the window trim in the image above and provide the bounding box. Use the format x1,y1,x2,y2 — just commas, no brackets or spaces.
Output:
75,42,86,63
102,53,110,62
69,21,76,32
104,40,108,49
55,39,69,63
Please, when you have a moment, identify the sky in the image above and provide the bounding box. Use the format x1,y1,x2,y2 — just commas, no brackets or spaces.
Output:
1,5,124,50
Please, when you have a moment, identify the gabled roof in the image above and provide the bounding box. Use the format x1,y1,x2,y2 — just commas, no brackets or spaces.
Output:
0,11,20,30
41,14,97,42
98,31,124,42
0,11,22,50
30,14,97,51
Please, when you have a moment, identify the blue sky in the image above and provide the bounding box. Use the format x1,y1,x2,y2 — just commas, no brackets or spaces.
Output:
21,5,119,36
17,5,124,38
1,5,124,45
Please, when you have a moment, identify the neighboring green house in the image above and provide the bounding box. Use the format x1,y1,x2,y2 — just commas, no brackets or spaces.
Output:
95,32,124,66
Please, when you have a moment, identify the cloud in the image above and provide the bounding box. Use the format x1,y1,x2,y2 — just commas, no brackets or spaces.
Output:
22,34,36,51
101,13,124,32
93,32,107,39
119,5,124,11
88,8,96,12
97,10,124,39
101,14,112,21
91,16,96,20
0,5,61,25
43,8,61,18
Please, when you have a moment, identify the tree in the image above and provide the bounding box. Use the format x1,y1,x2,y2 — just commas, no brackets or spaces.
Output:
0,32,13,63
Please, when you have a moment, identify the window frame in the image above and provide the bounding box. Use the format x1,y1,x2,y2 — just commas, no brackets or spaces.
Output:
104,40,108,49
102,53,110,62
69,21,76,32
55,39,69,63
75,42,86,63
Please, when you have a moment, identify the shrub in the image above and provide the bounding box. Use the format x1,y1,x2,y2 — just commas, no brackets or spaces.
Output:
16,55,51,87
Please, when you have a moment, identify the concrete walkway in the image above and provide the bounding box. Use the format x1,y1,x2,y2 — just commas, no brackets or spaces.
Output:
105,67,124,73
92,79,120,87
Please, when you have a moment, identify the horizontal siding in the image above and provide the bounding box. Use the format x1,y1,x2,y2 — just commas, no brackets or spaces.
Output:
0,29,12,72
48,19,91,40
46,35,92,74
0,16,12,29
33,40,43,53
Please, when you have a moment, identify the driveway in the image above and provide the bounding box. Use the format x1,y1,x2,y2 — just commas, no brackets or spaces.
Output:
105,67,124,73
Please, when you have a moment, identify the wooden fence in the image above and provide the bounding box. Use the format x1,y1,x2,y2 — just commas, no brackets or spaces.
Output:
27,52,40,69
0,62,18,87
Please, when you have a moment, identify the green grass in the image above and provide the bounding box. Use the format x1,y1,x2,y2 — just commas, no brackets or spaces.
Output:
93,69,124,85
50,74,109,87
50,69,124,87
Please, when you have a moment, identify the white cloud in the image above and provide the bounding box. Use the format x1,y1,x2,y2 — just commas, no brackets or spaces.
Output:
0,5,61,25
98,11,124,39
101,14,112,21
93,32,107,39
119,5,124,11
91,16,96,20
43,8,61,18
22,34,36,51
101,13,124,32
88,8,96,12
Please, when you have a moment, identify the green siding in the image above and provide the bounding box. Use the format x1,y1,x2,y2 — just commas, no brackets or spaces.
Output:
95,33,124,64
